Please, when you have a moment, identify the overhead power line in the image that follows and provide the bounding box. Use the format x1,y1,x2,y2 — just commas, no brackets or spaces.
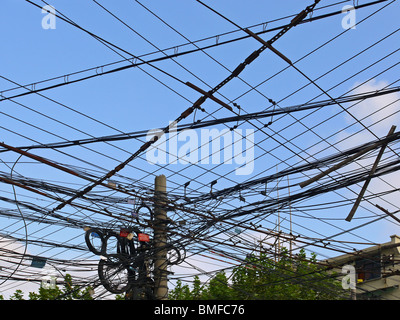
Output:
1,0,385,102
2,84,399,152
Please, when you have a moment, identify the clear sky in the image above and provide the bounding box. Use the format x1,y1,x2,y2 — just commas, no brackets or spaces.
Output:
0,0,400,298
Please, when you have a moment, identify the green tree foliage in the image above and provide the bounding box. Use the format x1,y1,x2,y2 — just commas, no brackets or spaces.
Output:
0,274,94,300
169,248,347,300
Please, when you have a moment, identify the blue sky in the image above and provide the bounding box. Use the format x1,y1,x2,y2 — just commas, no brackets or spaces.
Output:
1,0,400,298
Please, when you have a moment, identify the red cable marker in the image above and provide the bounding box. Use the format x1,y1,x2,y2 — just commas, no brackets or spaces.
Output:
138,233,150,242
120,228,130,238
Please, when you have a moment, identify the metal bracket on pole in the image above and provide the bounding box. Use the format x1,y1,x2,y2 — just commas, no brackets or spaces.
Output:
375,204,400,224
345,125,396,222
243,28,293,65
185,82,233,112
299,126,397,189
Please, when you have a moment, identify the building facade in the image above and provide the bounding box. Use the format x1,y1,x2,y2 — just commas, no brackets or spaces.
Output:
326,235,400,300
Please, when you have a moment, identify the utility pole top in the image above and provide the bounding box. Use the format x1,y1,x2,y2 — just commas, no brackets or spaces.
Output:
155,175,167,192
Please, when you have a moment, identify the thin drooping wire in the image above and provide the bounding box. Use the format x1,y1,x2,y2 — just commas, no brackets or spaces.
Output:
0,152,29,287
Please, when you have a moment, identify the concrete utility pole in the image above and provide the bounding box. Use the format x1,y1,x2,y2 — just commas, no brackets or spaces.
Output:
154,175,168,300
